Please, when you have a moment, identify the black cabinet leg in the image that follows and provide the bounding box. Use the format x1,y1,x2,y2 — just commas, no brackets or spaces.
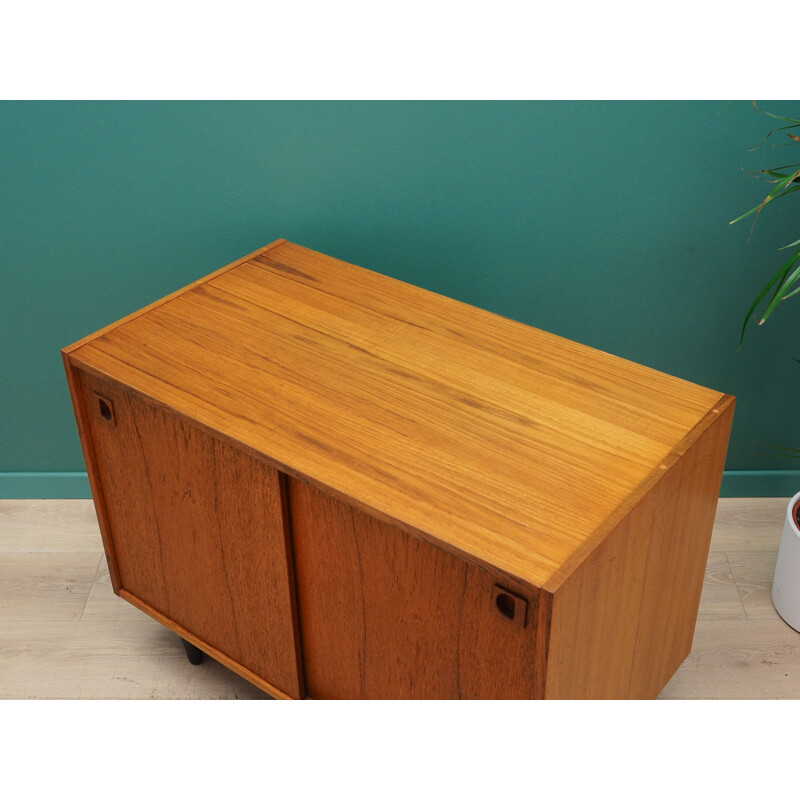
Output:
181,638,205,665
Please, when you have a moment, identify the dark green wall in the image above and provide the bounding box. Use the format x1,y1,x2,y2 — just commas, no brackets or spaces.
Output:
2,101,798,493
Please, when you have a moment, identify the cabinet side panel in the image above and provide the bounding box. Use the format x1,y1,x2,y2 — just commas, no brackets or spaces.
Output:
545,401,734,699
290,477,544,700
76,370,303,699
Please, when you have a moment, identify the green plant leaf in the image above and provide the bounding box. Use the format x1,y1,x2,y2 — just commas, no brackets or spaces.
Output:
760,445,800,459
763,111,800,125
749,163,800,175
760,170,793,179
778,283,800,302
739,249,800,346
737,107,800,349
767,167,800,196
771,184,800,200
756,167,800,181
750,119,800,150
759,254,800,323
763,249,800,311
730,181,800,227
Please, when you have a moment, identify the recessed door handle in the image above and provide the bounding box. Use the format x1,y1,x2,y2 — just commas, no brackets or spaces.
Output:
493,585,528,628
92,392,116,425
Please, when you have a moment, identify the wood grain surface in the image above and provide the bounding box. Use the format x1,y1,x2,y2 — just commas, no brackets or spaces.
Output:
659,619,800,699
544,399,734,698
66,240,725,589
708,498,787,552
0,499,103,553
0,553,100,623
695,553,747,620
289,477,547,699
75,370,303,699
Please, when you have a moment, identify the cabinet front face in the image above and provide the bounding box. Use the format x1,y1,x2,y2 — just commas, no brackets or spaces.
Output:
289,478,547,700
75,369,303,699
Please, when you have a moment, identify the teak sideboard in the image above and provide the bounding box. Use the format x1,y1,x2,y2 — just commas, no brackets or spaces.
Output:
63,239,735,699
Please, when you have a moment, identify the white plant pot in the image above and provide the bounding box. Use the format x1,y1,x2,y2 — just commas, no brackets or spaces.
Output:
772,490,800,633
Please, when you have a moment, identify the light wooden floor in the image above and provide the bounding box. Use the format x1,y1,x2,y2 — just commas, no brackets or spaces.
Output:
1,498,798,699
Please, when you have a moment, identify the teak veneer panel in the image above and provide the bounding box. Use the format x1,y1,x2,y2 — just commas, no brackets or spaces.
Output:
289,477,548,699
66,239,724,590
545,399,735,698
63,240,735,699
74,370,303,699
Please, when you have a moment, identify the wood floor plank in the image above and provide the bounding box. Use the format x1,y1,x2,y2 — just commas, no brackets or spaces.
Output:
80,558,147,627
0,500,102,553
696,553,746,620
0,554,100,623
0,555,270,699
726,551,782,621
0,620,268,699
659,619,800,699
708,498,787,552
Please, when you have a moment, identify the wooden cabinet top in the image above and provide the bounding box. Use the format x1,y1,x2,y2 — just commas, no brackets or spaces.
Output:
65,239,732,591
